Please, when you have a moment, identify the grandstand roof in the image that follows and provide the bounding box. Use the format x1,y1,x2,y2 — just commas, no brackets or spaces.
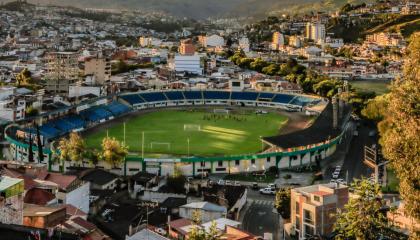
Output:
263,102,351,149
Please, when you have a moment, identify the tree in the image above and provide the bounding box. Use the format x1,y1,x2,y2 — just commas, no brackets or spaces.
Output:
377,33,420,233
335,178,388,240
188,218,221,240
26,106,39,117
15,68,32,86
274,188,291,219
57,132,86,166
100,136,128,168
361,94,390,122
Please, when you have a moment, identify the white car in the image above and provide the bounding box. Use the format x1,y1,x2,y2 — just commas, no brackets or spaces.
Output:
218,179,225,185
267,183,277,189
335,166,342,171
336,178,346,185
259,187,276,195
332,172,339,179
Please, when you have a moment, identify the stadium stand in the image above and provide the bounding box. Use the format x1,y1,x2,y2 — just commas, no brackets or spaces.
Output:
139,92,167,102
120,94,144,105
289,96,321,107
230,91,259,101
164,91,186,101
272,94,295,104
39,124,62,139
258,92,275,100
183,91,203,100
203,91,230,100
106,101,131,116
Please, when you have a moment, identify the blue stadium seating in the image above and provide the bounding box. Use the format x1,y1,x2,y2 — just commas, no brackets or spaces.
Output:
140,92,167,102
64,115,86,129
183,91,203,100
230,92,259,101
289,96,319,107
258,92,275,99
203,91,230,100
106,101,131,116
272,94,295,104
120,94,144,105
39,124,61,139
51,119,74,132
164,91,185,101
80,106,112,122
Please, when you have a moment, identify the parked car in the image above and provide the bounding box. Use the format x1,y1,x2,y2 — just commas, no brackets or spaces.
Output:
251,182,259,190
233,181,241,186
259,187,276,195
267,183,277,189
217,179,225,185
225,180,231,185
332,172,339,179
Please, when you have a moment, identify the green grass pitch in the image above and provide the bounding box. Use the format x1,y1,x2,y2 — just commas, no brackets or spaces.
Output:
85,109,288,157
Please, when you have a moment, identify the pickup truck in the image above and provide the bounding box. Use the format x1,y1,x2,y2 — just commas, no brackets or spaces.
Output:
259,187,276,195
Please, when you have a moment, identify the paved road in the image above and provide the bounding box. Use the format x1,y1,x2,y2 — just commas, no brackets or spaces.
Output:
323,120,376,183
242,198,280,240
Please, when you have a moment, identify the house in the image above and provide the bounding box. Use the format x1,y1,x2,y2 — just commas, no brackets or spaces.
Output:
23,187,56,205
80,168,119,190
159,197,187,216
23,204,66,228
168,218,193,239
126,228,169,240
179,201,227,223
223,225,261,240
0,223,81,240
0,176,24,225
131,171,159,193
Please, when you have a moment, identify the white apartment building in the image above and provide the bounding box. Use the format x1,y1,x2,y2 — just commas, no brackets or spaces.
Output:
170,54,203,75
238,37,250,53
306,23,326,43
200,34,225,47
271,32,285,50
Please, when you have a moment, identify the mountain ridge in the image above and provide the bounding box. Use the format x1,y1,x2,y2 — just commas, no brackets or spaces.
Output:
4,0,365,19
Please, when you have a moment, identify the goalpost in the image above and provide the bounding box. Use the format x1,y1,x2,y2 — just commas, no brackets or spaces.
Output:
213,109,230,114
150,142,171,150
184,124,201,131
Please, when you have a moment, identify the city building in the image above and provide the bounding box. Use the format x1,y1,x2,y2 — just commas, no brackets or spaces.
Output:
289,35,303,48
84,53,111,85
271,32,285,50
0,176,24,225
138,37,162,47
306,22,326,43
366,32,404,47
170,54,204,75
179,39,196,56
238,37,250,53
0,87,27,121
44,52,80,94
286,183,349,239
199,34,225,47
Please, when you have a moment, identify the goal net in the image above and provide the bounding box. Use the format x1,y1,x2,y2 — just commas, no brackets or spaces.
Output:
150,142,171,150
213,109,230,114
184,124,201,131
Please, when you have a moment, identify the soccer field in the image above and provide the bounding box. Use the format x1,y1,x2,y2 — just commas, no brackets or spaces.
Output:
85,109,288,157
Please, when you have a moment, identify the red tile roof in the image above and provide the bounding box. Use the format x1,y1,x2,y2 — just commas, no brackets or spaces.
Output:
66,204,87,218
169,218,192,235
23,188,55,205
44,173,77,190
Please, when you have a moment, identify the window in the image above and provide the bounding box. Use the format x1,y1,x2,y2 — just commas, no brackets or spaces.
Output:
266,157,271,163
295,216,300,230
235,160,240,166
304,224,315,237
304,210,314,224
314,195,320,202
251,159,255,164
295,202,300,214
200,162,206,167
218,161,223,167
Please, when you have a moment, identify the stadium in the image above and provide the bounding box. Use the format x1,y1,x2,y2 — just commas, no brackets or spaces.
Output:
5,90,351,176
